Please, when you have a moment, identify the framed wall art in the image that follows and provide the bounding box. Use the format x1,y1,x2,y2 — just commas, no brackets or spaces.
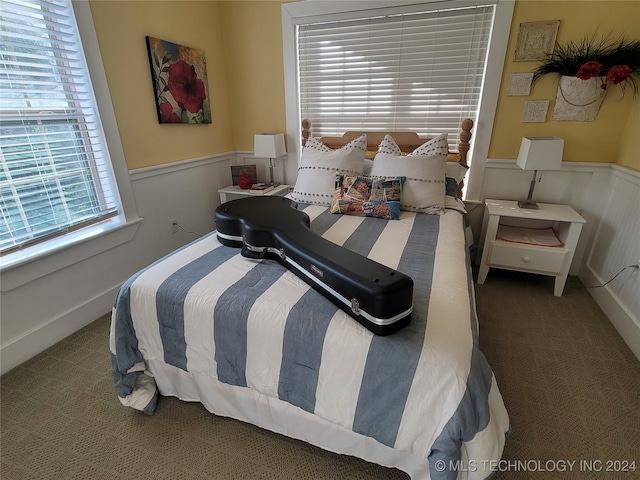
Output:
146,36,212,124
513,21,560,62
230,165,257,186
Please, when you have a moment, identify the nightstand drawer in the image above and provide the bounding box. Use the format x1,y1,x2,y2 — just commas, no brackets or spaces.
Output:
488,241,568,274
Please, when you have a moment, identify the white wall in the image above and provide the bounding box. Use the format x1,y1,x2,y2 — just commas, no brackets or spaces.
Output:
477,160,640,360
2,155,638,374
580,167,640,359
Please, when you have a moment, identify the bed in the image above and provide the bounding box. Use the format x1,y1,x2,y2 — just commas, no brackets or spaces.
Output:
110,119,509,480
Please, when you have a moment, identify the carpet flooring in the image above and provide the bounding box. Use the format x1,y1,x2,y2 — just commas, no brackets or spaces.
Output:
2,269,639,479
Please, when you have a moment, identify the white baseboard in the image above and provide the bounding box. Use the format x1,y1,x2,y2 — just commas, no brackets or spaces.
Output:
0,285,118,375
580,265,640,362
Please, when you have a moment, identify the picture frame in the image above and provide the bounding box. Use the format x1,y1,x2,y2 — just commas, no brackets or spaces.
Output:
514,21,560,62
230,165,257,186
146,36,212,124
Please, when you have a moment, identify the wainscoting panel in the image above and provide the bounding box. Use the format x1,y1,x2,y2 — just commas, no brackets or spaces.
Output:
583,167,640,359
2,156,637,374
1,153,235,374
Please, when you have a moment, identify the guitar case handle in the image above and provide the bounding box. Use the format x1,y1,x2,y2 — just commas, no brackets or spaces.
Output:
241,239,266,259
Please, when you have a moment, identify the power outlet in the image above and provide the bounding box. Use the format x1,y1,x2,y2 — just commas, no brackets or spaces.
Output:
170,219,178,234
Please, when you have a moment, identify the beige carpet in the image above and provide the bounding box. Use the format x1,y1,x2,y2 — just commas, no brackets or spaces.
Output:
2,269,639,479
476,270,640,480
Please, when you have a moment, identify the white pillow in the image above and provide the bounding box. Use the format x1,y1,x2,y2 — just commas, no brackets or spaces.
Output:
445,161,469,184
363,158,374,176
445,161,469,197
371,133,448,214
290,135,366,206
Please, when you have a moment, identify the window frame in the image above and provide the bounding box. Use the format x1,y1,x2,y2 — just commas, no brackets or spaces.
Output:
0,0,141,290
281,0,514,200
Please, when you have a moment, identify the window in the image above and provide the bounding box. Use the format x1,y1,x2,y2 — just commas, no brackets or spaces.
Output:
1,0,120,255
282,1,514,200
297,5,494,152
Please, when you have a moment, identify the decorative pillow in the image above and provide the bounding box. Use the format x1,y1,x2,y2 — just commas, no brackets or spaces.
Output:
445,161,469,183
290,135,367,207
370,133,448,214
445,162,469,197
363,158,374,176
330,174,404,220
445,177,460,198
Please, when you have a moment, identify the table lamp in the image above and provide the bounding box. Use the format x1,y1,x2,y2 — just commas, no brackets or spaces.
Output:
254,133,286,186
516,136,564,209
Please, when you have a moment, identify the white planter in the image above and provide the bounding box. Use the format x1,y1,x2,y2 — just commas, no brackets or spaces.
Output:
553,75,606,121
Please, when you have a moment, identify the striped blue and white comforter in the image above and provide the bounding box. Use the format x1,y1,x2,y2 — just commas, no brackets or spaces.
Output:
111,205,508,479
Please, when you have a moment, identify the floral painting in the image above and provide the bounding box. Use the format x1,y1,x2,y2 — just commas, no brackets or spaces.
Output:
146,36,211,124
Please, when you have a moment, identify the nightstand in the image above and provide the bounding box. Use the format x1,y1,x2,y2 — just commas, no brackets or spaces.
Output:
477,199,586,296
218,184,291,204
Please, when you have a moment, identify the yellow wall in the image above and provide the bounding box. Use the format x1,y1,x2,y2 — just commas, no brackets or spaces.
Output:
90,0,639,171
618,97,640,171
490,0,640,168
89,0,233,170
218,1,287,151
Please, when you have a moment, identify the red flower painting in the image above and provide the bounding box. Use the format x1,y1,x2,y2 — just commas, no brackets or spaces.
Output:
146,37,211,124
168,60,206,113
159,102,180,123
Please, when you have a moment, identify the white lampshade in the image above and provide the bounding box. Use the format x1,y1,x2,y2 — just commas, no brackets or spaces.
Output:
516,136,564,171
254,133,286,158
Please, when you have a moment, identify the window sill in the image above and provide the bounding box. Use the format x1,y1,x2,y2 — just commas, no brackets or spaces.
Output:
0,215,143,292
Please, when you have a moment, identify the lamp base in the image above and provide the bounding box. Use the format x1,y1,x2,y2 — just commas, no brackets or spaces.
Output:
517,200,538,209
268,158,280,188
518,171,539,209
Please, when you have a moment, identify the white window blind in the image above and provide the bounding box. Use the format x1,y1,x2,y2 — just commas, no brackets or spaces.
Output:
0,0,120,255
297,4,495,151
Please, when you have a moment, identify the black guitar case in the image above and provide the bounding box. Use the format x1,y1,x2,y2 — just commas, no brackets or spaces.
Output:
214,196,413,335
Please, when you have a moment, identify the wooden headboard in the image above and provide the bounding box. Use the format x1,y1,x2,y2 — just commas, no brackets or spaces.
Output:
301,118,474,164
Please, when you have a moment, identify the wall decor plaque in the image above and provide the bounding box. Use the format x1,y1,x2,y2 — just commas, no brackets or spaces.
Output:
514,21,560,62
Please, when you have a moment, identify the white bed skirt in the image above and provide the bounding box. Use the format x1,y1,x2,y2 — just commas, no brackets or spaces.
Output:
147,359,508,480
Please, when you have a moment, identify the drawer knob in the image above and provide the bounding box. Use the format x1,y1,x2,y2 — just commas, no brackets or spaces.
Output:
522,256,531,262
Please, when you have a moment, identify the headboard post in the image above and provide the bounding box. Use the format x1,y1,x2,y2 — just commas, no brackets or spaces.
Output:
302,119,311,147
458,118,473,165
